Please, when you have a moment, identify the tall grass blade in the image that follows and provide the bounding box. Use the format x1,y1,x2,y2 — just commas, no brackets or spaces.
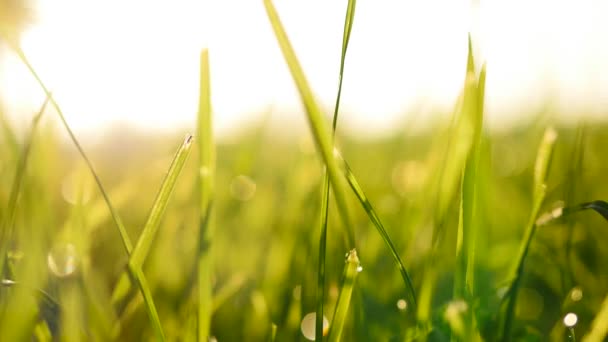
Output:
128,135,193,268
338,156,417,309
5,42,134,256
0,95,51,276
316,0,356,340
454,35,484,300
5,41,170,341
196,48,216,341
327,249,361,342
501,127,558,341
112,135,194,304
263,0,354,246
582,294,608,342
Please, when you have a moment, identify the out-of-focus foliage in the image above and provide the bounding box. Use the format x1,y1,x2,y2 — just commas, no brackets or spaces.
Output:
1,114,607,340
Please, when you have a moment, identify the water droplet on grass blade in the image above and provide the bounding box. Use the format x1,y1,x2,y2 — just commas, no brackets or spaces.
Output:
396,299,407,311
570,287,583,302
300,312,328,341
47,243,77,277
563,312,578,327
356,265,363,273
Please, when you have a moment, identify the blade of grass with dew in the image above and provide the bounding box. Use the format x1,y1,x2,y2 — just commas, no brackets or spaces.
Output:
196,48,215,341
582,293,608,342
337,156,417,309
327,249,361,342
3,41,171,341
0,95,51,278
111,135,194,305
536,200,608,227
263,0,354,247
501,127,558,341
316,0,356,340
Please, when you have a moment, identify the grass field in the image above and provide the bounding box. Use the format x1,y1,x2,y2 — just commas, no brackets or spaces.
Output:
1,0,608,341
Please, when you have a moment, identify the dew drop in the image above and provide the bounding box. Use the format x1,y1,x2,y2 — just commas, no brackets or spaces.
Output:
396,299,407,311
1,279,16,286
356,265,363,273
570,287,583,302
563,312,578,327
47,243,77,277
230,175,256,201
300,312,328,341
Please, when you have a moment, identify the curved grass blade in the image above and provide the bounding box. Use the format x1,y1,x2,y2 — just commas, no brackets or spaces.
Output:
196,48,216,341
327,249,360,342
338,156,418,310
112,135,194,305
316,0,357,340
501,127,558,341
0,95,51,276
582,294,608,342
4,42,169,341
263,0,354,247
536,200,608,227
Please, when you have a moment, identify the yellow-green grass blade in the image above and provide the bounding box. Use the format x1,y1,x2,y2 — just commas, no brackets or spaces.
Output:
197,48,216,341
501,127,557,341
454,35,484,301
316,0,357,339
327,249,361,342
112,135,194,304
263,0,354,247
536,200,608,227
0,95,51,277
338,156,417,309
4,40,170,341
5,41,134,256
129,134,194,268
582,294,608,342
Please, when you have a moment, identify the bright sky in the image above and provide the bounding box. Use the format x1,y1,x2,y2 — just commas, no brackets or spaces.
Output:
1,0,607,137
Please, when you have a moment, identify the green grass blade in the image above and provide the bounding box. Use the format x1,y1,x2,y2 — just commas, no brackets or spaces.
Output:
128,265,166,341
501,127,557,341
316,0,357,339
454,35,484,301
196,48,216,341
5,41,169,341
339,156,417,309
128,134,193,268
6,42,134,256
327,249,361,342
263,0,354,247
582,294,608,342
0,95,51,276
112,135,194,304
537,200,608,227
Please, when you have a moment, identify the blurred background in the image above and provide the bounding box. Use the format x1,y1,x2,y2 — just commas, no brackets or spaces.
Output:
1,0,608,341
1,0,607,138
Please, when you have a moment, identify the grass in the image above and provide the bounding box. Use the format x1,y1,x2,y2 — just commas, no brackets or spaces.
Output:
1,2,608,341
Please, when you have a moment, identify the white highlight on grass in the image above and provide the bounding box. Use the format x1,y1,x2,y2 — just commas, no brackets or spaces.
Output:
300,312,328,341
47,243,77,277
396,299,407,311
564,312,578,327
